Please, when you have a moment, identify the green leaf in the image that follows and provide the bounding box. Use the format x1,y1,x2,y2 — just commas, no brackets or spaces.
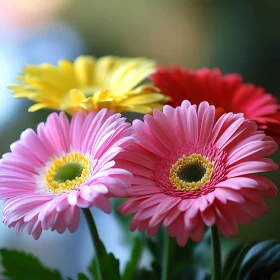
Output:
133,268,157,280
86,233,120,280
223,244,243,279
162,229,199,280
239,240,280,280
88,251,120,280
0,249,63,280
122,238,144,280
88,258,98,280
102,253,120,280
146,228,212,280
224,244,252,280
78,273,90,280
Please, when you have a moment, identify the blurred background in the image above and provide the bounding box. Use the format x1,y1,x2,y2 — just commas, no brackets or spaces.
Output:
0,0,280,279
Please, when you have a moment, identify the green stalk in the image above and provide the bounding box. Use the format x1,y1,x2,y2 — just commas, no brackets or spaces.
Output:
161,229,172,280
82,208,104,280
211,226,222,280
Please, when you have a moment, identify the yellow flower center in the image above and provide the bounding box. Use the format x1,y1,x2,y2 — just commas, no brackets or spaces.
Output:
45,152,90,194
169,153,213,191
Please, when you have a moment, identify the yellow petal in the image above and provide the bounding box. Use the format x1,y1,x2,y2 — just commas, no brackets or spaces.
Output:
105,58,156,94
118,105,154,114
74,56,96,88
69,89,86,103
120,93,169,105
8,85,24,91
28,103,53,112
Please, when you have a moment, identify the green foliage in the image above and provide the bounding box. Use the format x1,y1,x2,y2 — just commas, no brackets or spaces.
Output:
223,244,252,280
223,240,280,280
0,249,63,280
88,255,98,280
77,273,90,280
0,236,121,280
88,241,120,280
122,238,144,280
239,240,280,280
146,228,209,280
132,268,157,280
2,233,279,280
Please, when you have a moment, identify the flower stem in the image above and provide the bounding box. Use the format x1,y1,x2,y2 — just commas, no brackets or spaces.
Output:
162,229,171,280
82,208,104,280
211,226,222,280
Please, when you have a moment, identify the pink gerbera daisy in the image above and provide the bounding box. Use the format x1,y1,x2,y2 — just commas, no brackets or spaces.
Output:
118,101,278,246
151,67,280,141
0,109,134,239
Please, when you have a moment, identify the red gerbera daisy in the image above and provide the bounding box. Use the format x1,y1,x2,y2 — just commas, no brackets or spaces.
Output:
151,67,280,141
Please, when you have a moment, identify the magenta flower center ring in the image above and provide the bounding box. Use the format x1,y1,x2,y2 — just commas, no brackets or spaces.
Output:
155,143,227,199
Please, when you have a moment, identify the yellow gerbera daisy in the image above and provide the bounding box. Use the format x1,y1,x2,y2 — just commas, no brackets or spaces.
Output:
9,55,169,114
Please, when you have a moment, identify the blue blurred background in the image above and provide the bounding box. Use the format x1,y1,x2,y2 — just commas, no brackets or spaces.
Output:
0,1,279,279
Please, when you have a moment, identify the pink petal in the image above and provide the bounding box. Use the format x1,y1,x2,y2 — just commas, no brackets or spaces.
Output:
227,159,278,177
93,195,112,213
